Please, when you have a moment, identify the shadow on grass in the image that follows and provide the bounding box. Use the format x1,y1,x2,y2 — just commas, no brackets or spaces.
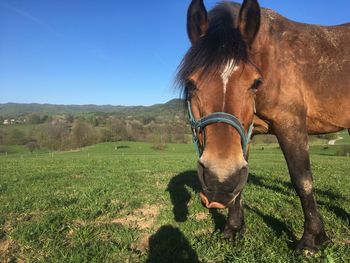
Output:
249,173,347,201
167,170,349,253
115,145,130,149
246,205,297,249
249,173,349,225
248,173,293,197
146,225,199,263
318,201,350,225
167,170,226,231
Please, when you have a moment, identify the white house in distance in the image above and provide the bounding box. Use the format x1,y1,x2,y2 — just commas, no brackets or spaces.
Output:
2,119,17,125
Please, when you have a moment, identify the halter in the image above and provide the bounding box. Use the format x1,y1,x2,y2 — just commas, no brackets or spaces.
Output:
187,100,254,158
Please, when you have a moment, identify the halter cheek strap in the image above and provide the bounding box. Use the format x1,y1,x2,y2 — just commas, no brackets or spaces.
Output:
187,100,254,158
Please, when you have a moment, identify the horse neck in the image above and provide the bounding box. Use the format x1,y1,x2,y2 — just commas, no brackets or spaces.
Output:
250,20,278,75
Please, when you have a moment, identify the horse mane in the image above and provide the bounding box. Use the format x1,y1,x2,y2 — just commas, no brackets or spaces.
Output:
176,2,249,99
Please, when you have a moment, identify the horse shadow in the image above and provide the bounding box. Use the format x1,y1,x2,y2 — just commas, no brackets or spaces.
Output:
245,205,297,249
167,170,226,231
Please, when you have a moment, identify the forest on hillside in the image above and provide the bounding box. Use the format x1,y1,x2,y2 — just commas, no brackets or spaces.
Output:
0,100,189,151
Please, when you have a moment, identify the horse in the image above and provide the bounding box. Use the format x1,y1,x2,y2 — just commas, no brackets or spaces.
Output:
176,0,350,254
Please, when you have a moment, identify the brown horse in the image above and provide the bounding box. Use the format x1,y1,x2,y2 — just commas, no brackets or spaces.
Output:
177,0,350,253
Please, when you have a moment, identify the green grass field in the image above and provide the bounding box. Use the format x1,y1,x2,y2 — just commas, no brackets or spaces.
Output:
0,140,349,262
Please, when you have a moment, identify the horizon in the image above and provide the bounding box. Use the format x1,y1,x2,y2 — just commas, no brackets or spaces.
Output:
1,0,350,106
0,98,182,107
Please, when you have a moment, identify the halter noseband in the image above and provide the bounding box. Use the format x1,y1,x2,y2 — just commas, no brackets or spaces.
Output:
187,100,254,158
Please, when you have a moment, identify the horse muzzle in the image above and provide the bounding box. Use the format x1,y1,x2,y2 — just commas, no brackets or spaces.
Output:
197,162,248,209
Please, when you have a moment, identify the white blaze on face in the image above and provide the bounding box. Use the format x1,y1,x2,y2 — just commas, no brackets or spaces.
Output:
220,60,238,108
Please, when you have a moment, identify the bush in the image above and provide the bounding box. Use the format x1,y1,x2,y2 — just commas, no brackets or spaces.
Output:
26,141,40,153
33,121,70,151
9,128,27,145
71,120,97,148
151,133,165,151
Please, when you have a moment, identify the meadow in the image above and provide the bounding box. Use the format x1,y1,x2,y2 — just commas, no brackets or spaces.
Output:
0,138,349,262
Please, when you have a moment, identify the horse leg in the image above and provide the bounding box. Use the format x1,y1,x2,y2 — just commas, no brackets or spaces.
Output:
273,120,329,254
222,140,254,240
222,142,256,239
223,193,245,240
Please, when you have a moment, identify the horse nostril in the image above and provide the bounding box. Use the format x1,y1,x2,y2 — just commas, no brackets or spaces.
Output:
197,160,210,190
241,165,248,174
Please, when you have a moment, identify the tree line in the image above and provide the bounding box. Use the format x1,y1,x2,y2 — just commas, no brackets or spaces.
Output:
0,113,189,152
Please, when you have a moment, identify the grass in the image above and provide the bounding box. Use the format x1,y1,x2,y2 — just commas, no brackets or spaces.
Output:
0,141,349,262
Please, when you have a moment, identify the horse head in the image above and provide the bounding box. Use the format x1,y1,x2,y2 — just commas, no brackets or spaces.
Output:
177,0,263,209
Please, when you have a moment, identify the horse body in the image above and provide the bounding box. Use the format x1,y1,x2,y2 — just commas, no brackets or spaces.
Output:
253,9,350,135
178,0,349,254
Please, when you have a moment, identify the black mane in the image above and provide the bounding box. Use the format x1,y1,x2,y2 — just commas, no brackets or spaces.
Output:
176,2,249,99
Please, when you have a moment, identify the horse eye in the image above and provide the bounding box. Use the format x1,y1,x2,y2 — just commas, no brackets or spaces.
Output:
185,80,197,99
251,78,263,92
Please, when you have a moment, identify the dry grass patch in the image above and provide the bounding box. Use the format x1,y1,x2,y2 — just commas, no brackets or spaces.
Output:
195,212,209,221
111,204,160,230
129,233,150,253
0,238,10,253
3,220,13,233
72,219,87,227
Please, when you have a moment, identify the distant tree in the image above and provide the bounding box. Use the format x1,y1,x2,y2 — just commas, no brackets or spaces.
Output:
34,121,70,150
0,129,4,144
49,121,70,149
47,116,53,123
86,115,98,127
151,132,165,150
71,120,96,148
98,128,113,142
108,118,128,141
40,115,49,123
142,116,156,125
9,128,26,145
95,114,107,126
27,113,41,124
33,126,45,149
66,114,74,123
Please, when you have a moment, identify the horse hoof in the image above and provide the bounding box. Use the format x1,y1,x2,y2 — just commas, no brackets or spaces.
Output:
222,225,245,241
295,241,318,257
303,248,317,257
295,232,330,256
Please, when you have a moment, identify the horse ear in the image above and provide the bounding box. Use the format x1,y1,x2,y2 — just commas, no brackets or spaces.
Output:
238,0,261,47
187,0,208,45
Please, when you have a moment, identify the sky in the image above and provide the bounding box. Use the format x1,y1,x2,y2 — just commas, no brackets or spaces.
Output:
0,0,349,106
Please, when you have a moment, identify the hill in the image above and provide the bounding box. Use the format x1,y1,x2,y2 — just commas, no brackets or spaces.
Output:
0,99,185,118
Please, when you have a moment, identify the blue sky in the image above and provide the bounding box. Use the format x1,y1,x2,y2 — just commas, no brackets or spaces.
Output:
0,0,349,106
